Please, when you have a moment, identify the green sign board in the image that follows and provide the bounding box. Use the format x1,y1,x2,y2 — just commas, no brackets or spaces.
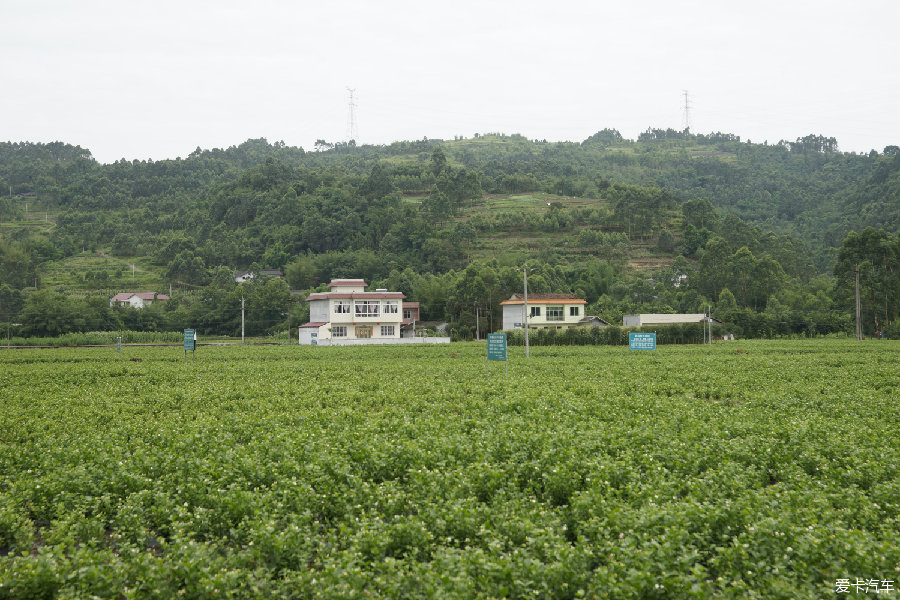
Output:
486,333,508,376
487,333,507,361
184,329,196,352
629,332,656,350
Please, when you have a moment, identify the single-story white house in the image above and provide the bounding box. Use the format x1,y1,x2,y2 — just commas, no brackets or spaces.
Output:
623,314,721,326
109,292,170,309
299,279,447,345
577,315,611,327
502,293,606,330
234,269,285,283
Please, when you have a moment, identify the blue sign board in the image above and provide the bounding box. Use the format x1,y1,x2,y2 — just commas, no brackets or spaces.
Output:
629,332,656,350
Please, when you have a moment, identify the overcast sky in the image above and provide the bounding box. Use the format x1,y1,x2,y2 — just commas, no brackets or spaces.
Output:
3,0,898,164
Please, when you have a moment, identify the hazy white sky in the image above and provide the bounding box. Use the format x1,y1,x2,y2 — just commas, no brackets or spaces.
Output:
3,0,898,163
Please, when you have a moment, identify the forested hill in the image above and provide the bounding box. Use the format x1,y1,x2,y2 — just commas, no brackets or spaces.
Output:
2,132,897,264
1,131,898,339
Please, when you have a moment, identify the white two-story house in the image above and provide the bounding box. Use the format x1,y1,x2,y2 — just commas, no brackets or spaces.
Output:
299,279,408,345
501,293,603,330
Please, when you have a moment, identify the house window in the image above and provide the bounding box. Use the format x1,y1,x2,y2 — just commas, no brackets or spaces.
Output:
403,309,413,320
569,306,580,317
547,306,564,321
334,300,350,314
355,325,372,338
530,306,541,318
332,326,347,337
354,300,380,317
380,325,395,336
383,301,398,314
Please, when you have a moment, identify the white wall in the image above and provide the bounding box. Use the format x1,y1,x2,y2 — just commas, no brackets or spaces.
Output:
309,299,329,323
502,304,525,330
317,337,451,346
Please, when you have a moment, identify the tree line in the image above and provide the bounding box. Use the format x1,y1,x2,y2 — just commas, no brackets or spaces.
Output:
1,134,897,340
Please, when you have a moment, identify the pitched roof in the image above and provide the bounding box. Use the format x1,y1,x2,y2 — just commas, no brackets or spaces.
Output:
306,292,406,301
511,293,578,300
501,293,587,305
579,315,610,325
628,313,706,324
134,292,169,300
299,322,328,328
328,279,368,287
110,292,169,302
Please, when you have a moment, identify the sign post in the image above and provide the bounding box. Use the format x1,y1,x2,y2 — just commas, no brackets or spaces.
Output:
487,333,508,376
184,328,196,361
628,332,656,351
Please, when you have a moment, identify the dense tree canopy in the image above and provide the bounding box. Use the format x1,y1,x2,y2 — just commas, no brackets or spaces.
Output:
0,132,897,339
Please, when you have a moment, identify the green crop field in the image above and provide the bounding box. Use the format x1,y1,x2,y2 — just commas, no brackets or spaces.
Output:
1,340,898,599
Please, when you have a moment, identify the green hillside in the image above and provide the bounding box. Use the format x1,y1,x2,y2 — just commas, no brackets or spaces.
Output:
1,132,898,339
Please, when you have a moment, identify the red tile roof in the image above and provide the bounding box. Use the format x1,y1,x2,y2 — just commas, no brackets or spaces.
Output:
110,292,169,302
328,279,367,287
306,292,406,301
501,293,586,305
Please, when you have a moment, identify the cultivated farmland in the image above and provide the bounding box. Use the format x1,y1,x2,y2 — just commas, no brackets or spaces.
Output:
1,340,898,598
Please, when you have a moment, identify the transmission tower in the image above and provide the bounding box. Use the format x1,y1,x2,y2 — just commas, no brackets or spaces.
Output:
346,88,358,143
682,90,692,132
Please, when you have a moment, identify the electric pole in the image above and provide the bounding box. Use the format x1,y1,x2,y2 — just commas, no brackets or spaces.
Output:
855,264,862,340
682,90,692,132
523,266,530,358
241,296,246,344
475,304,480,341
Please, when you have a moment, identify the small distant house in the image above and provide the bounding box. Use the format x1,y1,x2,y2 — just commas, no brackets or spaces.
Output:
623,314,720,326
234,269,285,283
501,293,597,330
577,315,610,327
109,292,170,309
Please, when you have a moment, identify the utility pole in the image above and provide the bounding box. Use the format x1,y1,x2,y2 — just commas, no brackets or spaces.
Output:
855,264,863,340
241,296,245,344
523,266,530,358
475,304,480,341
489,292,493,332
